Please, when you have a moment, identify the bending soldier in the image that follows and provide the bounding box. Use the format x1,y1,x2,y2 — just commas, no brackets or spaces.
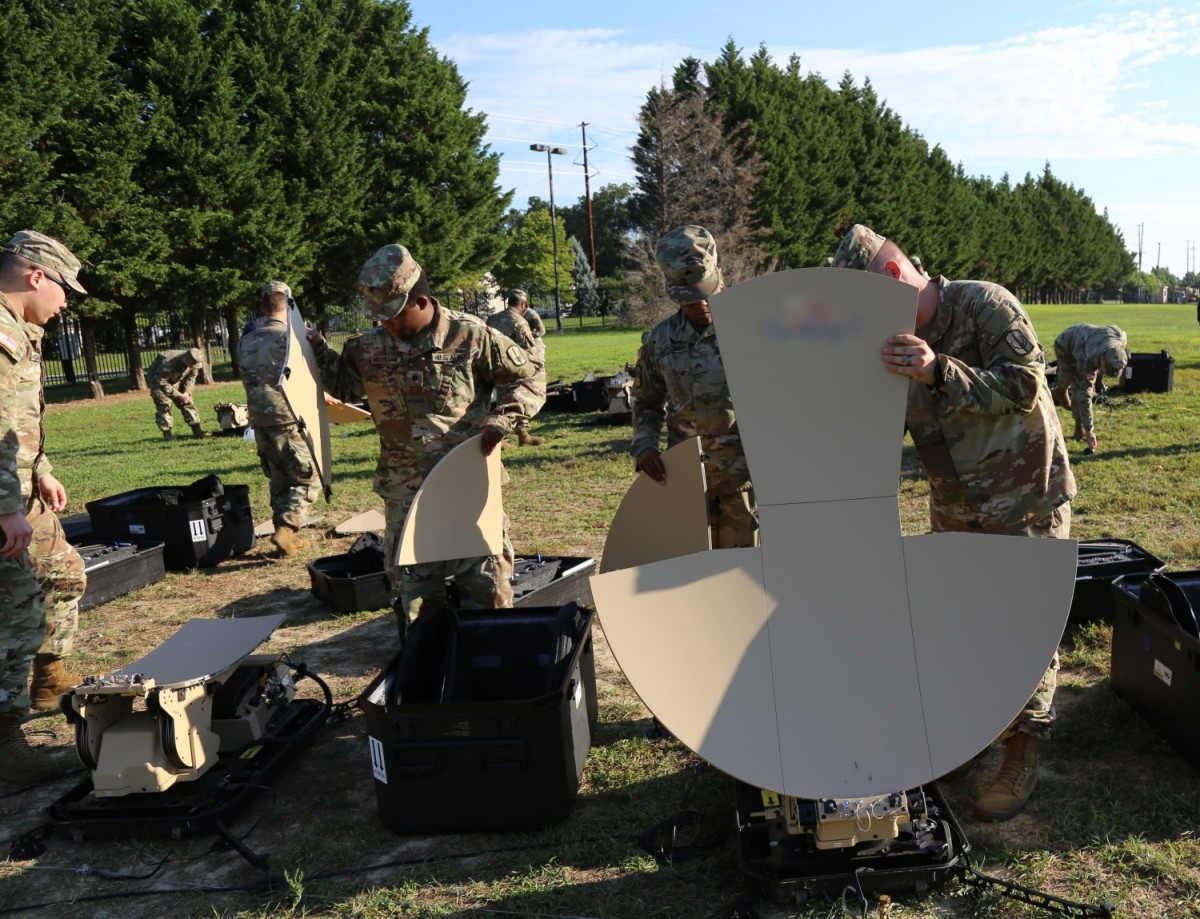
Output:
1052,323,1129,455
148,346,206,439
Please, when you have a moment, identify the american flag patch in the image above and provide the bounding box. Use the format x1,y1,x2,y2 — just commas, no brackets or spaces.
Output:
0,329,22,359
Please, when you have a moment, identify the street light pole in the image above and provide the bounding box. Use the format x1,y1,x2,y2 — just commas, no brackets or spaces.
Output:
531,143,567,332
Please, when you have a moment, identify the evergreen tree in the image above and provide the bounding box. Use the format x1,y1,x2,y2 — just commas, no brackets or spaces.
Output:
568,236,601,317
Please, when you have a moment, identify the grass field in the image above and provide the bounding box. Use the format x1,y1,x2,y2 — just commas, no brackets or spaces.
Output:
5,301,1200,918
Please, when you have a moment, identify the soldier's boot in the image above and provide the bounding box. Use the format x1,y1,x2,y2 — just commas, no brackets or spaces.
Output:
516,428,544,447
29,655,80,712
190,423,209,439
973,733,1039,821
271,524,309,558
162,429,173,441
0,714,58,785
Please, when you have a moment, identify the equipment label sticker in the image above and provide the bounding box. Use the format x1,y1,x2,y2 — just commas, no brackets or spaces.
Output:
369,736,387,783
190,519,207,543
129,524,146,535
1154,659,1172,687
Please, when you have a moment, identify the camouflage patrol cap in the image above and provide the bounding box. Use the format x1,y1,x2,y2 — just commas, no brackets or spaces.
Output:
187,347,204,365
1104,345,1129,375
655,225,722,304
506,288,528,304
359,244,422,320
2,229,87,294
260,280,291,298
832,224,888,271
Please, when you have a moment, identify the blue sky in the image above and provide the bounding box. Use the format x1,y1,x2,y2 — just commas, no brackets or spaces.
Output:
413,1,1199,278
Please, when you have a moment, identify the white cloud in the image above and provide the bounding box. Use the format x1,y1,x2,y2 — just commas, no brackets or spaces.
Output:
788,7,1200,162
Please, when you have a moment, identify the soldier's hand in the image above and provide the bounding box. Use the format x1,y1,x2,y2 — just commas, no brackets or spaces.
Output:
0,511,33,559
1085,431,1098,451
480,425,505,455
38,474,68,512
636,449,667,485
179,393,193,405
882,334,937,386
306,327,325,348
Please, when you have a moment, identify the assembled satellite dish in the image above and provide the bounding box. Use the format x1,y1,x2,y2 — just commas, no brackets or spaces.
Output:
395,435,504,566
599,437,710,573
279,302,332,501
590,268,1077,798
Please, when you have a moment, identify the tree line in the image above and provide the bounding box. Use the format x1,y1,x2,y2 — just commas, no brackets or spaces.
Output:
2,0,508,396
3,5,1146,396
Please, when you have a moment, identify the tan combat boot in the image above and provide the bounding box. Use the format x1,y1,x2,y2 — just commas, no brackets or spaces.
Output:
0,714,58,784
162,429,173,441
190,423,209,439
29,655,80,711
973,732,1039,821
517,428,544,447
271,524,309,557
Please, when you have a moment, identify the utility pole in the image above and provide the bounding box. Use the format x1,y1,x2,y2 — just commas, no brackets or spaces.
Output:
579,122,597,277
530,143,568,332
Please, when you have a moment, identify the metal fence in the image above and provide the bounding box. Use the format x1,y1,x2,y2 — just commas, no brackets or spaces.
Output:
41,291,477,391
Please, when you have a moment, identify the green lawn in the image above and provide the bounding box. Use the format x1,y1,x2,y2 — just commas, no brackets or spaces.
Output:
18,300,1200,918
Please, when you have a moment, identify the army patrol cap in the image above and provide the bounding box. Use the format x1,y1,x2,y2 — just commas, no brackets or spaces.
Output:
359,244,422,321
656,225,722,304
260,280,291,298
506,288,528,304
186,347,204,365
1104,345,1129,375
2,230,87,294
832,224,888,271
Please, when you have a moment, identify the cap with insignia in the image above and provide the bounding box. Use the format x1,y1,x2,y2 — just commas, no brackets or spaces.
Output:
831,224,888,271
655,225,722,305
359,244,422,321
2,230,86,294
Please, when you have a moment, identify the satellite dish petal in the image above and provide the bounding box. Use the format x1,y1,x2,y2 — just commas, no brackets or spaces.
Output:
902,532,1077,778
599,437,710,573
592,268,1078,799
395,435,504,565
591,549,783,793
709,269,915,505
280,304,333,500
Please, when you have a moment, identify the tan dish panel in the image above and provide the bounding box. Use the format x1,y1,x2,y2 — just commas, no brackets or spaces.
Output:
591,268,1078,798
334,508,386,535
599,437,710,573
590,549,783,793
325,394,372,424
280,304,333,499
395,434,504,566
109,614,286,690
709,268,916,506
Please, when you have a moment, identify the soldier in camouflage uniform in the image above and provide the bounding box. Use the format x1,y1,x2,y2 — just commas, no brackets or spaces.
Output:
308,245,535,634
148,346,207,439
0,231,89,783
834,223,1077,821
630,226,758,549
239,281,322,557
1052,323,1129,454
487,289,546,445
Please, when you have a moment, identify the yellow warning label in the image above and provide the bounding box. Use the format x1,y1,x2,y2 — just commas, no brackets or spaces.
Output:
239,745,264,760
760,790,781,807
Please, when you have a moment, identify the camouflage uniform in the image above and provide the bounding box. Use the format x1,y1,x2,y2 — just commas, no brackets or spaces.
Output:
834,224,1077,741
632,226,758,549
148,347,203,433
0,293,85,715
238,312,321,531
486,301,546,439
1052,323,1129,442
314,247,534,622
